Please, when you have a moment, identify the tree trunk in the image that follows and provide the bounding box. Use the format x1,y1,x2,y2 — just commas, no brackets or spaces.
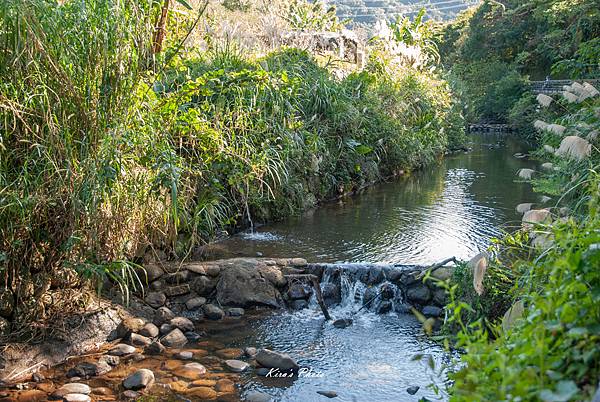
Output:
153,0,170,54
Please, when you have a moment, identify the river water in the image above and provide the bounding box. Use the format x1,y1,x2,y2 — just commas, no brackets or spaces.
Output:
207,133,538,401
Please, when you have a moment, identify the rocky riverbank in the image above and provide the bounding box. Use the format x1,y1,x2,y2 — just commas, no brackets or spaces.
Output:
0,257,452,401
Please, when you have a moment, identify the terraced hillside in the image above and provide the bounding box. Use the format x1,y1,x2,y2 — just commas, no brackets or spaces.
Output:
332,0,479,23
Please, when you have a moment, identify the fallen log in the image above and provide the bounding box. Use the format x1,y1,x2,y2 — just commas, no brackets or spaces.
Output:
285,274,331,320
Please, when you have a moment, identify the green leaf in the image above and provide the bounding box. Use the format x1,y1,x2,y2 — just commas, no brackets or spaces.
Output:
175,0,193,10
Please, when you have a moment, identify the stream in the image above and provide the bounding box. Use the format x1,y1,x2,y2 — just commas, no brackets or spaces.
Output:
207,133,538,401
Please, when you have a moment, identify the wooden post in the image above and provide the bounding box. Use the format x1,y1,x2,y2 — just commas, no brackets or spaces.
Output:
285,274,331,320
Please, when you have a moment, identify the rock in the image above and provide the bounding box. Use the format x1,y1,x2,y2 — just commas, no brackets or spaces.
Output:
376,301,392,314
153,306,176,325
162,328,188,348
170,316,194,332
205,264,221,277
255,349,299,372
225,359,250,372
394,303,412,314
185,263,207,275
175,351,193,360
522,209,552,231
67,361,111,378
321,283,341,307
432,288,448,306
116,317,145,339
52,383,91,398
399,271,420,287
407,385,420,395
191,276,217,296
123,369,155,390
406,285,431,305
362,267,384,285
216,262,282,308
139,323,159,338
380,283,395,300
138,264,165,283
144,341,166,355
227,307,245,317
543,144,555,153
516,203,534,214
129,333,152,347
122,390,140,399
185,331,202,342
99,355,120,367
245,391,272,402
173,362,207,380
164,284,190,297
165,270,190,284
422,305,443,317
186,386,217,399
540,195,552,204
215,378,236,393
160,323,174,335
287,283,312,300
258,265,287,287
317,390,338,398
203,304,225,320
108,343,136,356
216,348,244,359
145,292,166,308
517,168,535,180
541,162,554,171
0,288,14,317
92,387,114,396
255,367,271,376
290,258,308,267
150,279,166,291
245,347,257,357
290,300,308,310
362,287,378,307
333,318,352,328
185,297,207,310
63,394,91,402
430,267,453,281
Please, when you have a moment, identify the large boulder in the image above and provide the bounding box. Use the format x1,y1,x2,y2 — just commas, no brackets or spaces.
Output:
216,261,282,308
190,276,217,297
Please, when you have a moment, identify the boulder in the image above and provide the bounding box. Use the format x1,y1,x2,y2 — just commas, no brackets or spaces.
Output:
161,328,187,348
123,369,155,390
258,265,287,287
153,306,176,326
145,292,166,308
216,263,282,308
255,349,299,372
203,304,225,320
522,209,552,231
139,323,159,338
406,285,431,305
185,297,207,310
190,276,217,297
170,316,194,332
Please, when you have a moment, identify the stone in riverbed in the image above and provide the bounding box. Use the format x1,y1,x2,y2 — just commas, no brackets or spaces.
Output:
290,299,308,310
224,359,249,373
246,391,272,402
216,348,244,359
153,306,176,325
321,283,341,307
108,343,136,356
162,328,188,348
173,362,207,380
170,316,194,332
215,378,236,393
333,318,352,328
137,264,164,283
258,265,287,287
216,261,282,307
175,351,193,360
407,385,420,395
203,304,225,320
115,317,145,339
165,270,191,284
406,285,431,305
317,390,338,398
123,369,155,390
139,322,159,338
185,331,203,342
422,305,443,318
377,301,392,314
67,361,111,378
63,394,91,402
144,341,166,355
186,386,217,399
129,333,152,347
164,284,190,297
227,307,245,317
160,323,174,335
255,349,299,372
122,390,141,399
287,283,312,300
185,297,207,310
52,383,91,398
191,276,217,297
145,292,166,308
245,347,257,357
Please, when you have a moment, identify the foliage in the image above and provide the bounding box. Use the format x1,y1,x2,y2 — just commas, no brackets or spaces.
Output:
283,0,347,32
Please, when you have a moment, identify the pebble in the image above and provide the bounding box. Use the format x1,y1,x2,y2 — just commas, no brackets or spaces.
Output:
109,343,136,356
186,386,217,399
317,390,338,398
224,359,249,373
160,323,174,335
227,307,245,317
215,378,236,393
407,385,420,395
203,304,225,320
145,292,166,308
123,369,155,390
216,348,243,359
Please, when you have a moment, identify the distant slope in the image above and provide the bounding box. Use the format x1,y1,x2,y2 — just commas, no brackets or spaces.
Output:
331,0,479,23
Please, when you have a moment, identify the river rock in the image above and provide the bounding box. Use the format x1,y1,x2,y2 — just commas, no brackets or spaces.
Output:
203,304,225,320
522,209,552,231
138,264,165,283
380,283,395,300
216,261,282,308
153,306,176,325
52,383,91,398
175,351,193,360
170,316,194,332
407,385,420,395
144,341,166,355
63,394,91,402
67,361,111,378
187,386,217,399
394,303,412,314
185,331,203,342
115,317,145,339
164,284,190,297
160,323,174,335
255,349,299,371
130,333,152,347
406,285,431,305
122,390,140,399
399,271,420,287
291,300,309,310
246,391,272,402
516,203,534,214
123,369,155,390
431,267,453,281
109,343,136,356
145,292,166,308
333,318,352,328
150,279,166,291
433,288,448,306
227,307,245,317
317,390,338,398
517,168,535,180
191,276,217,296
287,283,312,300
361,266,384,285
422,305,443,317
165,270,191,284
173,362,207,380
245,347,257,357
162,328,188,348
139,323,159,338
185,262,207,275
362,287,378,307
225,359,250,372
258,265,287,287
185,297,207,310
